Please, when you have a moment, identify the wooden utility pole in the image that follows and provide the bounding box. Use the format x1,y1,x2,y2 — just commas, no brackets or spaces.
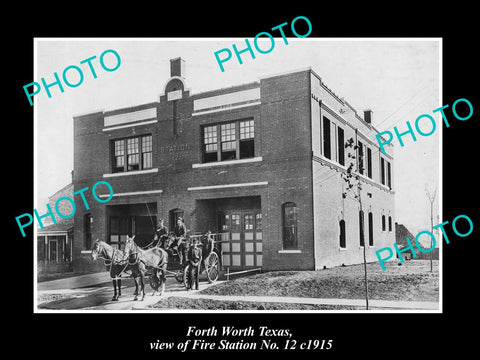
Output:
425,187,437,272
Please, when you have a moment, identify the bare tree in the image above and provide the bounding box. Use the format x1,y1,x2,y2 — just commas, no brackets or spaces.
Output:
341,135,369,310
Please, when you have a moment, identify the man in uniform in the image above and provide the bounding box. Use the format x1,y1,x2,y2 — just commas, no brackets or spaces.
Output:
172,217,188,264
201,230,213,259
187,237,202,290
153,218,168,248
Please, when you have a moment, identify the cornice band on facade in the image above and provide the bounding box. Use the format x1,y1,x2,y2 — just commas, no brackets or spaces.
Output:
313,155,394,193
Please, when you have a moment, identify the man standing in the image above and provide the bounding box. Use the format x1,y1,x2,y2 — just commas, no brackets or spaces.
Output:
201,230,213,259
187,237,202,290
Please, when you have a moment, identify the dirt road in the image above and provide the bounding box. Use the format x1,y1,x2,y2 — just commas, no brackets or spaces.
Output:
37,273,215,310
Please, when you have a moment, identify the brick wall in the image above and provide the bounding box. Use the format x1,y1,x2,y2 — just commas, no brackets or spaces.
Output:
312,160,395,269
259,70,315,270
310,71,396,269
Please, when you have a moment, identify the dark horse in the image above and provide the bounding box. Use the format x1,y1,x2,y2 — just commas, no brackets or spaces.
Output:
91,240,145,301
123,235,169,298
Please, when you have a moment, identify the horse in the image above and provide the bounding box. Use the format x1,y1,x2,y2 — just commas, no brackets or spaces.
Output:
91,240,142,301
123,235,169,298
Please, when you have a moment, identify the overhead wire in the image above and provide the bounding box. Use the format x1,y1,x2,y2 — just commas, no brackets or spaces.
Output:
374,79,435,129
375,87,439,132
376,87,439,132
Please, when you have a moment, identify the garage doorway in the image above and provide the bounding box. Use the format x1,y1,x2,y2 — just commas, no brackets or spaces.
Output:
218,210,262,270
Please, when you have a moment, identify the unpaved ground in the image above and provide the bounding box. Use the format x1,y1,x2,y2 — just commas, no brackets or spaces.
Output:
149,297,358,310
38,271,97,283
199,260,439,302
37,260,439,310
38,293,76,304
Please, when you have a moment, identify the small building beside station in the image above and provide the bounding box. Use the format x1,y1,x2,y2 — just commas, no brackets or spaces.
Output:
37,182,74,273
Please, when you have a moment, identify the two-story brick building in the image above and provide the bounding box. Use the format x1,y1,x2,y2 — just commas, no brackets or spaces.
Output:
72,57,395,273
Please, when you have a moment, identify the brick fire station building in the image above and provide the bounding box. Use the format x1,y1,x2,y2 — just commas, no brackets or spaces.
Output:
72,57,395,272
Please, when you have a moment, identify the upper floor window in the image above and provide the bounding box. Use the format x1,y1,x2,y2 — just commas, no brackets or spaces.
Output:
203,125,218,163
113,140,125,172
127,138,140,171
202,119,255,163
142,135,153,168
239,119,254,159
337,127,345,166
357,141,372,179
323,117,331,160
358,141,365,175
221,122,236,160
380,158,386,185
367,147,372,178
387,161,392,189
112,135,152,173
322,116,344,166
380,157,392,188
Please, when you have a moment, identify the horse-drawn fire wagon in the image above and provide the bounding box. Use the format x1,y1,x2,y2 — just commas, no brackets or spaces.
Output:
92,231,221,301
148,231,221,291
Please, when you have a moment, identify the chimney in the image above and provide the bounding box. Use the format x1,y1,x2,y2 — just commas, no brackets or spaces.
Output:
170,57,185,79
364,109,373,124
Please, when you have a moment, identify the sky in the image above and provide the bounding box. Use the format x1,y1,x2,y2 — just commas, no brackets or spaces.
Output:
35,38,440,237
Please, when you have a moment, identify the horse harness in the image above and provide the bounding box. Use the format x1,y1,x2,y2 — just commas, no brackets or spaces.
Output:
126,245,166,271
96,244,130,278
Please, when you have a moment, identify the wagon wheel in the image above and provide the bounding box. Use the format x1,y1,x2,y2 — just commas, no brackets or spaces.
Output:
183,265,192,289
149,274,160,291
205,252,219,283
174,269,184,283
